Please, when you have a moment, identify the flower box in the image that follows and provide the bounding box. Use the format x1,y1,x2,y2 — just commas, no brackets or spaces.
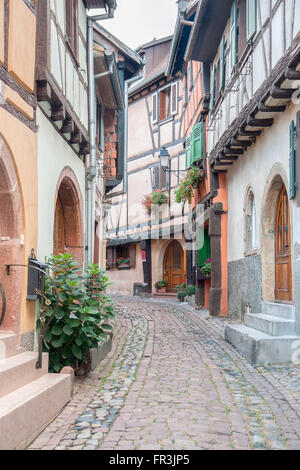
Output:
197,269,211,281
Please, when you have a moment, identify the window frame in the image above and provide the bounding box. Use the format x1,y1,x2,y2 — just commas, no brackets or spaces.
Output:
65,0,79,64
152,81,178,125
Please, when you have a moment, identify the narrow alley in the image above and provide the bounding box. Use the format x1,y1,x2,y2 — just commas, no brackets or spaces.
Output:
28,298,300,451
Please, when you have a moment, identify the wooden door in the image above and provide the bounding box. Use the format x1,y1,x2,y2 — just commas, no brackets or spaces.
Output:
53,197,66,255
163,241,185,292
275,187,292,301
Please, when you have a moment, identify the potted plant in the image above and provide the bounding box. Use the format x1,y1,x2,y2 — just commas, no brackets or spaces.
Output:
174,167,204,203
155,279,168,293
142,190,169,216
177,290,187,302
116,257,130,269
199,259,211,279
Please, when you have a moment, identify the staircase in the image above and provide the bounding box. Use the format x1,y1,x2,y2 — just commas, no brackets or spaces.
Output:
225,302,300,366
0,332,73,450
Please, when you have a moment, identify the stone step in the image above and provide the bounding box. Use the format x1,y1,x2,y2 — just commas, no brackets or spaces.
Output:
225,323,300,366
244,313,296,336
262,301,295,320
0,373,72,450
0,352,48,399
0,332,18,359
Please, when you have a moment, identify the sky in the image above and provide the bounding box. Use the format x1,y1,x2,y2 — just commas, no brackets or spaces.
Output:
93,0,179,51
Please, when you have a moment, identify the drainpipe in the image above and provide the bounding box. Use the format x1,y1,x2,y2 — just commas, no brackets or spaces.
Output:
86,4,116,265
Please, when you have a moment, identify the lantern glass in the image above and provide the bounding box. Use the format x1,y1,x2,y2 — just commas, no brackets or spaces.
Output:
159,148,170,170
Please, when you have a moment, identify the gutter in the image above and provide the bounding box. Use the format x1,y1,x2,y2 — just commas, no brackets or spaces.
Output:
184,0,208,64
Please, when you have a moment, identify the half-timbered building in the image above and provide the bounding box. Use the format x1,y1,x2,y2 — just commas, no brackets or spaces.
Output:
183,0,300,365
105,35,190,297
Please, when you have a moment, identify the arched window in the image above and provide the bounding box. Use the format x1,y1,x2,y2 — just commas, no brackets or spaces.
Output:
245,189,257,254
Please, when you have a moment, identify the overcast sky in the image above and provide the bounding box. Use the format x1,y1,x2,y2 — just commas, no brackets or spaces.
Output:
93,0,178,51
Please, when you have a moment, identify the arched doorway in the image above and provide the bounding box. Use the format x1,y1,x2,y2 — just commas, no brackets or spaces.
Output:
0,135,23,333
261,171,293,303
53,171,84,265
275,186,292,301
163,241,185,292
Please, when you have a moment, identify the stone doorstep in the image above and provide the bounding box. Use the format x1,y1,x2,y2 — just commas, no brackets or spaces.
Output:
0,373,72,450
244,312,296,336
0,332,26,359
0,351,49,399
225,323,300,366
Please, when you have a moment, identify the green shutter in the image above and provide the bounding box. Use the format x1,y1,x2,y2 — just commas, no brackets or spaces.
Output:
290,120,296,200
210,65,216,111
219,36,225,92
185,135,192,169
198,229,210,267
247,0,257,41
192,122,203,163
230,0,238,71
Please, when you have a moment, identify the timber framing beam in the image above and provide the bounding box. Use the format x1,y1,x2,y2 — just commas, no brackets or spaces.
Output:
36,79,89,156
211,43,300,173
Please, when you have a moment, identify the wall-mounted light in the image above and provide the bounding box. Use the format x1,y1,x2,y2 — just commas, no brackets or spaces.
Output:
159,147,186,175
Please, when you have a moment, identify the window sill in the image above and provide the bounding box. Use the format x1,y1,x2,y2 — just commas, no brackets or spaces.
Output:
117,265,131,270
158,116,174,127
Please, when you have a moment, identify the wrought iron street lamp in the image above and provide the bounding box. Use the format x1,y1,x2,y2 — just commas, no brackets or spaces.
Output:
159,147,186,174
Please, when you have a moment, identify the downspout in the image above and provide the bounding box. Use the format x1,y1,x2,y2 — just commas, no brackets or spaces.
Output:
86,5,116,266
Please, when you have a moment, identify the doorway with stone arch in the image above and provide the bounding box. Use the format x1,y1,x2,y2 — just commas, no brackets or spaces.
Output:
261,171,293,303
0,135,24,333
163,240,185,292
53,169,84,265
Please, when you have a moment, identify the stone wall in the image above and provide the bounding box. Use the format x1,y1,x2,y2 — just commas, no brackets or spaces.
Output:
228,255,262,320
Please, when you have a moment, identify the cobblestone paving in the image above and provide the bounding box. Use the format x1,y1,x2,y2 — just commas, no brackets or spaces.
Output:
28,297,300,451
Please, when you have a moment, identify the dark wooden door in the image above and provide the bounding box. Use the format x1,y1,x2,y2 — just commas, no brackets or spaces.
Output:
53,196,66,255
163,241,185,292
275,187,292,301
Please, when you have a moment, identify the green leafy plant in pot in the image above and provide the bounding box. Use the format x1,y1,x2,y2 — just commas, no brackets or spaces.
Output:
41,253,115,375
155,279,168,293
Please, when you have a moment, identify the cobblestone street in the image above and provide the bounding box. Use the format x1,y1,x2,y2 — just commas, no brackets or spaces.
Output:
28,297,300,451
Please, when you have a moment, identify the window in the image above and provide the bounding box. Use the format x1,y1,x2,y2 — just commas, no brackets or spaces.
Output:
152,82,178,124
245,190,257,254
106,244,136,269
230,0,257,74
65,0,79,59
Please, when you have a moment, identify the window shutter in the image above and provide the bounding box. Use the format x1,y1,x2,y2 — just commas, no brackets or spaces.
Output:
152,93,158,124
210,65,216,111
65,0,72,40
246,0,257,41
230,0,238,71
129,244,136,268
296,111,300,206
152,166,160,190
192,122,203,164
219,37,226,92
290,120,296,200
185,135,192,169
160,167,168,189
106,246,116,269
171,82,178,116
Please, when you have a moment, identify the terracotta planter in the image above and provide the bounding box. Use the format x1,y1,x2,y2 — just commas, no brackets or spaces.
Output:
157,287,167,293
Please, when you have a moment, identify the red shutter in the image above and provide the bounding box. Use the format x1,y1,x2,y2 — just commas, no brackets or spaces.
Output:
106,246,116,269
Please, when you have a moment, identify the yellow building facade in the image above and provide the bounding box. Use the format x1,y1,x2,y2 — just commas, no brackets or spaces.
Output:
0,0,38,348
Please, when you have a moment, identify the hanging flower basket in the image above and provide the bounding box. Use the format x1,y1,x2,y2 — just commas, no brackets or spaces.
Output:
174,167,203,203
142,190,169,215
198,259,211,279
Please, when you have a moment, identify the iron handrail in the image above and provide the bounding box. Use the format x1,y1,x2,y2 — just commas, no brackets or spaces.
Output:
0,283,6,327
